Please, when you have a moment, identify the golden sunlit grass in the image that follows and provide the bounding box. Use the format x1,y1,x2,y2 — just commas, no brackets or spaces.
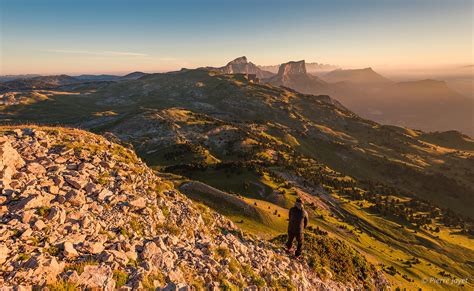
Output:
93,110,118,117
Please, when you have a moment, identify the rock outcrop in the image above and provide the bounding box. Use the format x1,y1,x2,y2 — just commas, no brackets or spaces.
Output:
259,62,340,74
277,60,308,77
0,135,25,188
215,56,275,79
0,126,359,290
266,60,329,95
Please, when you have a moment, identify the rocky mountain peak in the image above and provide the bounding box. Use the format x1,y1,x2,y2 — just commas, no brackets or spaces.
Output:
217,56,274,78
227,56,248,65
277,60,307,77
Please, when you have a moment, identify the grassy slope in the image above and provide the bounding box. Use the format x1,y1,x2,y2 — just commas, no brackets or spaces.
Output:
170,162,473,289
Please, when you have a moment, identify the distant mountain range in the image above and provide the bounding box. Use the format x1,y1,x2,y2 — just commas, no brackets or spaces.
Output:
75,74,120,81
364,79,473,134
258,59,472,135
0,74,41,82
1,57,471,135
319,67,392,86
0,72,148,92
119,71,149,80
381,64,474,98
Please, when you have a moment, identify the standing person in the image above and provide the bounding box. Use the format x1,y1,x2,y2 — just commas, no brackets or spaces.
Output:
286,198,308,257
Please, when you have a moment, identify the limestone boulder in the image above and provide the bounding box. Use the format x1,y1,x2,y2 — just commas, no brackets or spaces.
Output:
76,265,115,290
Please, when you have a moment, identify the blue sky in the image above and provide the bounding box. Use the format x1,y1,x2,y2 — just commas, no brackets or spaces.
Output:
0,0,472,74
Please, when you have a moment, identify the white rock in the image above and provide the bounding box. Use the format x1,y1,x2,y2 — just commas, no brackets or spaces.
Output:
33,219,46,231
63,241,78,258
76,265,115,290
97,188,113,201
26,162,46,175
84,241,104,254
0,245,8,264
20,254,64,284
0,137,25,171
129,197,146,209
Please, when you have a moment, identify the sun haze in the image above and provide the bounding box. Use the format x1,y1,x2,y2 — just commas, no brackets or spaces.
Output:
1,0,472,75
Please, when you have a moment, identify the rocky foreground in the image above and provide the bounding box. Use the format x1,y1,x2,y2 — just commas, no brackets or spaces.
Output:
0,126,382,290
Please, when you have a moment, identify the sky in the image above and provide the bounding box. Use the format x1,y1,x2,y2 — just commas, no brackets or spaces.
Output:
0,0,472,75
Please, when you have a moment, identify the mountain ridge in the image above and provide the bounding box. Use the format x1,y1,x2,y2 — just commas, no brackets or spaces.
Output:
320,67,392,86
259,59,473,135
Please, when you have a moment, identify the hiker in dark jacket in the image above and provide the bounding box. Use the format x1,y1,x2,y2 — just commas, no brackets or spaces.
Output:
286,198,308,257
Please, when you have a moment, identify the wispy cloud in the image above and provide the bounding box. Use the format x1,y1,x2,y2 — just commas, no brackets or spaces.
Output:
45,49,148,57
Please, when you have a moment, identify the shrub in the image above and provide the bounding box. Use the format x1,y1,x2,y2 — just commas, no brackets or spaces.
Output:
161,205,170,217
156,222,180,235
117,226,130,238
36,206,51,218
45,245,60,256
142,272,165,290
113,270,129,288
215,246,230,258
241,264,266,287
64,260,98,275
47,280,78,291
17,253,31,261
129,218,144,236
228,258,240,274
384,265,397,276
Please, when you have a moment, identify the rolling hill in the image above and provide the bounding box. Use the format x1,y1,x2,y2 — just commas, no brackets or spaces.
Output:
0,72,150,93
320,68,392,86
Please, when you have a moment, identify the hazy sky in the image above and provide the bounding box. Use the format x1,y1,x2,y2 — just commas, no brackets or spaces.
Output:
0,0,472,75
